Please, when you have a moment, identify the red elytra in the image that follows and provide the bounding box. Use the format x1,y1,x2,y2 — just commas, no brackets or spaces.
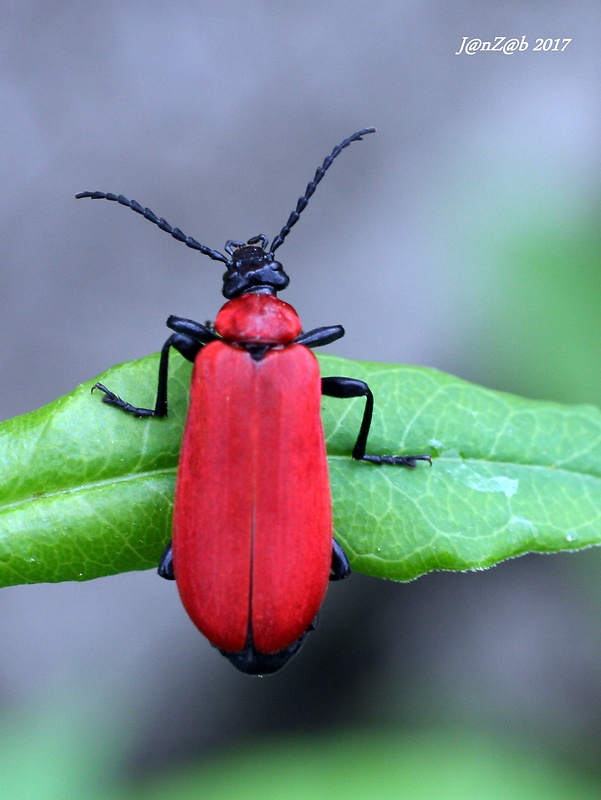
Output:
173,294,331,655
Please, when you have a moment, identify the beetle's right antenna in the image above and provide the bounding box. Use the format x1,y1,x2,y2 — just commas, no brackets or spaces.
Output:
269,127,376,255
75,191,231,265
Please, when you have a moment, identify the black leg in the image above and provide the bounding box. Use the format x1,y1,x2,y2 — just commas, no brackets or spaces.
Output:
93,331,205,418
294,325,345,349
321,376,431,467
167,315,220,345
330,538,351,580
158,541,175,580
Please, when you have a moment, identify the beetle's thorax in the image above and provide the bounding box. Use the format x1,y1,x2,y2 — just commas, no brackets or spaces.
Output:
222,243,290,299
215,293,301,345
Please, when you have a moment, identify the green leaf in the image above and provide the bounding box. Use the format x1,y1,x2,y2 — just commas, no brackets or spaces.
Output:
1,353,600,587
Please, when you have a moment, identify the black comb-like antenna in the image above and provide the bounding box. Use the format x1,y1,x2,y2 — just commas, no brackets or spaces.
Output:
74,191,231,265
269,127,376,254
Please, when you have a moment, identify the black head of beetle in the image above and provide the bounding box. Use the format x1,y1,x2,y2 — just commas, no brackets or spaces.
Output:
222,241,289,299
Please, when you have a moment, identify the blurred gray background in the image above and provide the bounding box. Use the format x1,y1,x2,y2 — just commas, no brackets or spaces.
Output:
1,2,601,797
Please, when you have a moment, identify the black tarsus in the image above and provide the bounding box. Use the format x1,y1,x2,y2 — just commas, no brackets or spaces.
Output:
321,376,432,468
269,127,376,254
92,381,159,418
75,191,231,265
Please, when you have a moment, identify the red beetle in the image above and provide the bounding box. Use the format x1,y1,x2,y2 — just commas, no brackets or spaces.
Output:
77,129,430,674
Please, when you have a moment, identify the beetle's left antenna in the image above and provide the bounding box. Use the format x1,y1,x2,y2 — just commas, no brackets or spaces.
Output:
269,127,376,255
75,191,231,265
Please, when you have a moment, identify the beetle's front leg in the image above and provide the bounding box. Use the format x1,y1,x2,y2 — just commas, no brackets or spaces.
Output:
321,376,431,467
94,317,218,419
93,334,186,417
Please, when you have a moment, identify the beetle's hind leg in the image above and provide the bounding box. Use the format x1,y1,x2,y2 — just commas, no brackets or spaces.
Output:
158,541,175,580
330,538,351,580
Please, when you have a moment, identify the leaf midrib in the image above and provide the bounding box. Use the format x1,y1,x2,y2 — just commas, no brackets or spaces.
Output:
0,467,178,513
7,449,601,520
